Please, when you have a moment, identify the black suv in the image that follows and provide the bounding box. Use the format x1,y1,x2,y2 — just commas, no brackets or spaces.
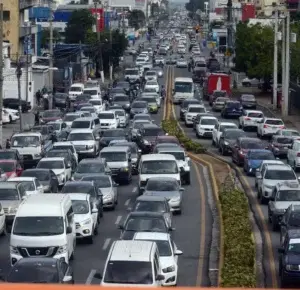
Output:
280,204,300,245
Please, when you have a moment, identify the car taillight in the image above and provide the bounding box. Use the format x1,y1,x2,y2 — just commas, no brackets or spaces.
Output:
279,126,285,129
264,124,268,128
245,117,251,120
297,152,300,157
239,150,244,155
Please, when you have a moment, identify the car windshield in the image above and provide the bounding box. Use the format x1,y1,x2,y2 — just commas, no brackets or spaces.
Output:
0,162,15,172
70,86,82,92
81,107,95,113
241,141,265,149
62,184,94,195
125,217,166,232
72,200,89,214
46,151,69,159
141,160,178,174
201,118,217,125
99,113,114,119
76,162,105,174
288,213,300,227
114,96,129,102
102,130,125,137
147,82,157,86
265,119,283,125
146,72,156,76
146,179,179,191
104,261,153,284
0,188,19,200
37,161,64,169
132,102,147,108
100,152,127,162
216,97,229,102
22,170,49,181
18,181,35,191
282,130,299,136
64,114,80,122
161,151,184,161
140,239,172,257
6,261,59,283
53,145,74,153
142,97,156,104
71,121,91,129
68,133,94,141
126,69,139,75
265,170,296,180
276,190,300,201
11,136,40,147
133,122,148,129
43,111,60,118
83,90,97,95
82,175,111,188
135,116,151,122
248,112,263,118
48,123,61,131
189,107,205,113
224,130,246,139
275,137,293,144
174,82,193,93
55,94,67,99
220,125,237,132
249,151,274,160
144,128,163,136
13,216,64,236
226,102,240,108
134,201,166,213
144,88,157,93
288,242,300,254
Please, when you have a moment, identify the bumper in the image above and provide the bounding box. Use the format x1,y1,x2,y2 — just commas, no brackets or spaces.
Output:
197,129,213,137
162,272,177,286
76,225,93,238
223,111,242,117
212,105,224,111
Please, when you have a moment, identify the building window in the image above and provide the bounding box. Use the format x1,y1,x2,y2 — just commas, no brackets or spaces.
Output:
3,11,10,21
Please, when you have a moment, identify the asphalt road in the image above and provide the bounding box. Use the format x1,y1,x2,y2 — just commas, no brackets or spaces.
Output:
0,49,215,286
171,49,294,287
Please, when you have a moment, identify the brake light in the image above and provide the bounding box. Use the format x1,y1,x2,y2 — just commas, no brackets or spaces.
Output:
264,124,268,128
245,117,251,120
297,152,300,157
239,150,244,155
279,126,285,129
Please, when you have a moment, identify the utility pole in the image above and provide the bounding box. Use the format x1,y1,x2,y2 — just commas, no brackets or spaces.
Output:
283,11,290,117
0,3,3,146
94,0,104,83
227,0,233,48
105,1,113,81
281,15,285,115
25,21,32,102
273,9,278,109
122,7,125,34
16,55,23,132
49,3,54,110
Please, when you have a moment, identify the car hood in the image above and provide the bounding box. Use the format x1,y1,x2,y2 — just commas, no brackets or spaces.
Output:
100,119,116,123
74,213,91,223
199,125,215,129
52,169,65,176
160,256,176,269
42,117,61,122
140,173,180,182
73,172,93,180
131,108,147,113
71,140,94,146
100,187,113,196
114,101,130,106
143,136,157,143
264,180,284,188
144,190,180,201
225,139,237,145
274,201,300,210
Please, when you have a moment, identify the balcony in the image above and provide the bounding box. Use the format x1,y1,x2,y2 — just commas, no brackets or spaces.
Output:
20,0,43,10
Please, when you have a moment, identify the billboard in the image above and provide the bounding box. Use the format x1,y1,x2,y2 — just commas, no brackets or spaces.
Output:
90,8,105,32
242,4,255,22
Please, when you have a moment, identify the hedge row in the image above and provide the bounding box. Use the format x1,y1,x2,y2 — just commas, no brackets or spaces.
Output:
219,186,256,287
161,119,206,153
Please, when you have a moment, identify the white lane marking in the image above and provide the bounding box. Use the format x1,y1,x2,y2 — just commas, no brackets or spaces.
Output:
125,199,130,206
103,238,111,251
115,215,122,225
85,269,97,284
132,187,137,193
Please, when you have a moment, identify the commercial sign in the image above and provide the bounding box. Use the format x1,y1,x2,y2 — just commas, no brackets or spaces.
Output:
90,8,105,32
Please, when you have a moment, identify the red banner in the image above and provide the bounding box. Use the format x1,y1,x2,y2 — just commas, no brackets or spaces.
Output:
90,8,105,32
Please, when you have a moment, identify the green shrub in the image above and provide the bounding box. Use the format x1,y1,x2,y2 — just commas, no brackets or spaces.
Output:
219,187,256,287
161,119,206,153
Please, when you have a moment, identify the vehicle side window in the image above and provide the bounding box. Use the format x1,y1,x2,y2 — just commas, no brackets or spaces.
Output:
35,179,41,188
66,207,74,226
18,184,26,197
293,143,299,151
283,237,289,251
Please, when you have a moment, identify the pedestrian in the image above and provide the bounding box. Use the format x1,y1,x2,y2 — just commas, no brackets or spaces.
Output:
5,139,10,149
34,110,40,125
35,90,41,106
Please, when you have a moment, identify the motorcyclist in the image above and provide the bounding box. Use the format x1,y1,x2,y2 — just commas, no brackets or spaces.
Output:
161,85,166,98
34,111,40,125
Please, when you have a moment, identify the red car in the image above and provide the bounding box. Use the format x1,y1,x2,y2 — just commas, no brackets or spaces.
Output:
0,160,23,178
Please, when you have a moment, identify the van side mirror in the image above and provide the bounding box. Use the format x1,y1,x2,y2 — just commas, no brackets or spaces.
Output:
66,226,72,234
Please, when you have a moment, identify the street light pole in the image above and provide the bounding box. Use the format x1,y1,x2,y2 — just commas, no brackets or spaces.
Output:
49,2,54,109
283,11,290,117
281,15,285,116
273,9,278,109
16,55,23,132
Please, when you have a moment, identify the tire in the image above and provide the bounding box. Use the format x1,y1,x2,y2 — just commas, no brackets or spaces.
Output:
94,224,98,235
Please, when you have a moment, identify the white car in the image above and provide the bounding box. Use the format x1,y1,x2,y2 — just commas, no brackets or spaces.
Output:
184,104,207,126
239,110,264,130
2,109,10,124
83,87,101,99
53,141,78,164
89,98,104,113
133,232,183,286
144,81,159,93
98,111,119,130
79,106,98,118
68,83,84,100
212,122,238,147
8,177,44,195
242,77,260,87
257,118,285,138
287,140,300,170
135,57,147,66
145,70,158,81
4,108,19,123
70,193,99,243
37,157,72,186
110,109,128,128
0,202,6,236
124,68,140,83
196,116,218,138
176,59,188,68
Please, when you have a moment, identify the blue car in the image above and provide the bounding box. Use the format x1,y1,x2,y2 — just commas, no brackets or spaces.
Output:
243,149,276,175
221,101,243,118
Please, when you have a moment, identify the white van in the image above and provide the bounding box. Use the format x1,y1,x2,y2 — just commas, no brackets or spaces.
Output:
10,194,76,266
83,87,101,99
95,240,165,286
172,77,195,104
138,154,181,195
68,83,84,100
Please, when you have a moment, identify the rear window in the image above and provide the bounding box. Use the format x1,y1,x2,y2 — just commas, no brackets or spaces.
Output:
248,112,263,118
265,119,283,125
275,137,293,144
227,102,240,108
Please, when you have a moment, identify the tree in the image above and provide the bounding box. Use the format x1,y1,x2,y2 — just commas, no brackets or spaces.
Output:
40,28,61,48
128,9,145,30
65,9,95,44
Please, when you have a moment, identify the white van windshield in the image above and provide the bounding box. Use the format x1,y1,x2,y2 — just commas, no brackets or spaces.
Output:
104,261,153,284
174,81,193,93
13,216,64,236
141,160,178,174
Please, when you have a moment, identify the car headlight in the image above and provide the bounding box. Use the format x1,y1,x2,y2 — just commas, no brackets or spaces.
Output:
286,264,300,271
9,208,17,214
81,218,92,225
224,141,229,145
57,244,68,254
171,196,181,202
144,140,149,144
120,167,129,172
162,265,176,273
87,145,94,149
10,246,19,254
